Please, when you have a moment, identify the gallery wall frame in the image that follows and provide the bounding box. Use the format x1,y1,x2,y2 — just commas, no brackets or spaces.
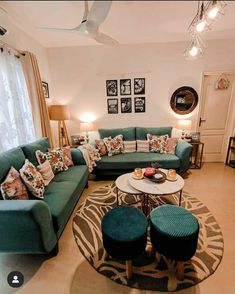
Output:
107,98,118,114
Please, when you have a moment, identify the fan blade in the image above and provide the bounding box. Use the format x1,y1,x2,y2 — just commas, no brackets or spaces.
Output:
37,27,77,32
94,32,118,45
88,1,112,26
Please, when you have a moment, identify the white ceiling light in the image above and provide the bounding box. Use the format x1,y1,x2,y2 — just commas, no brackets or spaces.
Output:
206,1,227,20
189,1,210,34
184,34,206,59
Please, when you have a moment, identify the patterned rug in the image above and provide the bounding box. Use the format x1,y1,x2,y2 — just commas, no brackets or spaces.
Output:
72,183,224,292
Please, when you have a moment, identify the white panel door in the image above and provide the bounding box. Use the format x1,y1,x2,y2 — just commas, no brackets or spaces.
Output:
199,73,235,162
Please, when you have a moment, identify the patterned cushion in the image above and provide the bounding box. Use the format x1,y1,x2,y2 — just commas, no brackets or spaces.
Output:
19,159,45,199
95,139,107,156
123,141,136,153
37,160,54,186
136,140,150,152
49,147,74,167
36,149,68,174
0,167,29,200
147,134,169,153
165,138,178,154
103,135,124,156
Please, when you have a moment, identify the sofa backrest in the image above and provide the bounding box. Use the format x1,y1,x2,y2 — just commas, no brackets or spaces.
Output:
99,127,136,141
0,147,26,199
136,127,172,140
21,137,50,167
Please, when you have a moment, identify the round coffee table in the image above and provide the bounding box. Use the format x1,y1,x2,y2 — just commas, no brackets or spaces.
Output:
128,169,184,215
115,173,142,206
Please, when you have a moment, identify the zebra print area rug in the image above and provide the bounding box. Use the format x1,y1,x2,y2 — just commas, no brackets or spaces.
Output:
72,183,223,292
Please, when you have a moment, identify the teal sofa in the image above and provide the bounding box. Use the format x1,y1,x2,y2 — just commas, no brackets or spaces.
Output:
93,127,193,177
0,138,89,255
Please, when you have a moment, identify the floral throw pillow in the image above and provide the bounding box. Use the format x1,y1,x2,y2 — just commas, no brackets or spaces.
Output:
165,138,178,154
36,149,68,174
19,160,45,199
103,135,124,156
49,147,74,167
95,139,107,156
1,167,29,200
37,160,54,186
147,134,169,153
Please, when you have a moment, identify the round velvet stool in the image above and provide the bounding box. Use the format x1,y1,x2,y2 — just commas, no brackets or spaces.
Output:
101,206,148,279
150,204,199,280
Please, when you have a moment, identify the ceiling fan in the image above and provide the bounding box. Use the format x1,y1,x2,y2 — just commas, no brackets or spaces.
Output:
39,1,118,45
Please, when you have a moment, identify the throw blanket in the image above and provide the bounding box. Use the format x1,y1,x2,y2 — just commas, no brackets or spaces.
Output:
78,144,101,172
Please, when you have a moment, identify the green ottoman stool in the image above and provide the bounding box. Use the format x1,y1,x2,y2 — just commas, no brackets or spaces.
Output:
150,204,199,280
101,206,148,279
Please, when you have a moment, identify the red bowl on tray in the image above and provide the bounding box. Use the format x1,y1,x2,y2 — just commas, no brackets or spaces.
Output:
144,167,155,178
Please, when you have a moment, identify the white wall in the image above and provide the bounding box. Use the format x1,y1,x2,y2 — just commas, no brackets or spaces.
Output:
47,39,235,142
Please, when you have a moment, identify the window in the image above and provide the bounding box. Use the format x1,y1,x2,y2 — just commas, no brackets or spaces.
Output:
0,48,35,152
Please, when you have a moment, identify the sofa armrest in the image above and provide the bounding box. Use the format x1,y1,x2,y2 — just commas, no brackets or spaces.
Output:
0,200,57,253
71,148,86,165
175,139,193,173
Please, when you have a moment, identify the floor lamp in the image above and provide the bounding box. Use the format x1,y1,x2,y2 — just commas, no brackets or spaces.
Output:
49,105,71,148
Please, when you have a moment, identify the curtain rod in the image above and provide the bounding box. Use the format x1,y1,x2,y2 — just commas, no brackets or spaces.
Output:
0,40,25,57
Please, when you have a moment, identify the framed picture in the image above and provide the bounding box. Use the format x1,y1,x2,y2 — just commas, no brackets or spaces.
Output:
134,78,145,95
134,97,145,113
106,80,118,96
121,98,132,113
120,79,131,95
107,98,118,114
191,132,200,142
42,81,49,98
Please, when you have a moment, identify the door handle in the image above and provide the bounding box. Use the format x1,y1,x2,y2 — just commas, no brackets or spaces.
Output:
199,117,206,127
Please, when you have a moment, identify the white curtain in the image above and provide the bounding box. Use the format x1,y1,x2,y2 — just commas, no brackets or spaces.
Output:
0,48,35,152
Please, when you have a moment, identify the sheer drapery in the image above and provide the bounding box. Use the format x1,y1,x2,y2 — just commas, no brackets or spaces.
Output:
0,48,36,152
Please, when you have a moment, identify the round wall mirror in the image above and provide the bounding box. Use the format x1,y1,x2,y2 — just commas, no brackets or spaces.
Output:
170,86,198,115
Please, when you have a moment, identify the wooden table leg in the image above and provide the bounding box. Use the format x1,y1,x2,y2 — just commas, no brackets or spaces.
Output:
179,190,183,206
177,261,184,280
126,260,132,279
104,250,109,261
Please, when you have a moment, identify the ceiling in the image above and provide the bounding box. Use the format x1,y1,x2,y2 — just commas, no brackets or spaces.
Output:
2,1,235,48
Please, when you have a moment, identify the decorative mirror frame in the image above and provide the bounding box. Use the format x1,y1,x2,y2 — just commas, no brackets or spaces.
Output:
170,86,198,115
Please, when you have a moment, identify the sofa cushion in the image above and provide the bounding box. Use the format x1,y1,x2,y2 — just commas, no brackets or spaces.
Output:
99,127,136,141
103,135,124,156
0,147,26,184
44,165,89,236
95,153,180,170
21,137,50,167
136,127,172,140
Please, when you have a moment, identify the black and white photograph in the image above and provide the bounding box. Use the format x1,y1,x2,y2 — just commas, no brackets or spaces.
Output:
134,97,146,113
107,98,118,114
106,80,118,96
134,78,145,95
42,81,49,98
120,79,131,95
121,98,132,113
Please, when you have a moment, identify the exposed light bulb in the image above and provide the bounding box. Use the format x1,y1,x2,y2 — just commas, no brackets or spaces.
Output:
189,46,199,56
196,21,206,32
208,6,219,19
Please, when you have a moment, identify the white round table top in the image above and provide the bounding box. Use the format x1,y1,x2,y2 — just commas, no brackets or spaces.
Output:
128,168,184,195
115,173,143,195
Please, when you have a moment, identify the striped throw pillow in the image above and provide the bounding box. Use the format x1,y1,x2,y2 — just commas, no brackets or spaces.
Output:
136,140,149,152
123,141,136,153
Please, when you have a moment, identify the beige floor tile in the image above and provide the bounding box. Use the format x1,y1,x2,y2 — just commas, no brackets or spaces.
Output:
0,163,234,294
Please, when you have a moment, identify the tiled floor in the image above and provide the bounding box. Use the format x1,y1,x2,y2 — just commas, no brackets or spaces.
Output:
0,163,235,294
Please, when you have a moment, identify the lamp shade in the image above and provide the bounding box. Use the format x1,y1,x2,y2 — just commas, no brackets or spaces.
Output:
177,119,192,130
49,105,70,121
80,122,96,132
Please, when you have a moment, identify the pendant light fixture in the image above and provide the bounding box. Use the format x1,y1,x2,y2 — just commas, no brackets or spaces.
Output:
189,1,210,34
206,1,227,21
184,34,206,59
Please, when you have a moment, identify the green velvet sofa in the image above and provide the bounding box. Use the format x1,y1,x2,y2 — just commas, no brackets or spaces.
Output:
93,127,193,177
0,138,89,255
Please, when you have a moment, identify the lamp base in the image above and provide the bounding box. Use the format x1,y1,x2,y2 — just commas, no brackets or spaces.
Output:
58,120,70,148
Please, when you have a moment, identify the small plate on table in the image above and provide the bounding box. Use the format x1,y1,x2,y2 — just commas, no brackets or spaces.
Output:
144,170,166,183
166,176,177,182
132,174,144,180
